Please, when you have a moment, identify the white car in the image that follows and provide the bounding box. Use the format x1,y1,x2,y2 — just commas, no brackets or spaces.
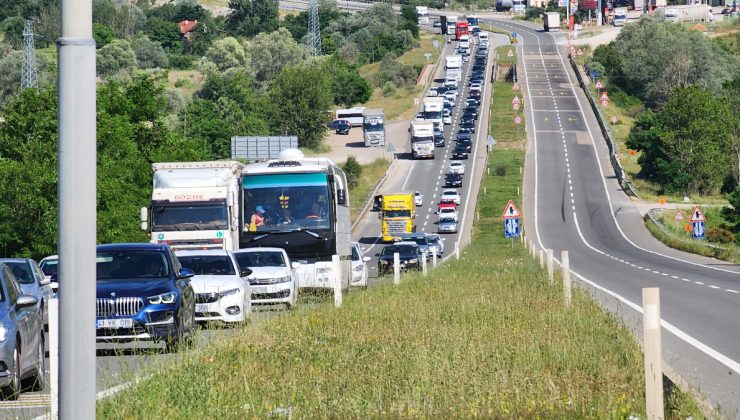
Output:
449,161,465,175
440,189,461,205
350,242,371,287
438,207,459,222
414,191,424,206
175,249,251,324
443,109,452,125
39,255,59,294
232,247,299,308
426,233,444,256
470,83,482,93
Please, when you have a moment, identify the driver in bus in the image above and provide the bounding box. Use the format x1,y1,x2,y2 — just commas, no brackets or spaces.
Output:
305,202,323,219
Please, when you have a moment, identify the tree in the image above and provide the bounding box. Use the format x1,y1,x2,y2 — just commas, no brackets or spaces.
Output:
225,0,279,37
202,37,249,73
143,18,182,53
323,57,372,107
245,28,308,83
626,86,735,195
132,35,168,69
268,66,333,149
97,39,138,77
342,156,362,189
93,22,117,48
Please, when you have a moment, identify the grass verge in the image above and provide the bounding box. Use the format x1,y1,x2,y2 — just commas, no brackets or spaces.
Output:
97,45,703,419
349,158,390,222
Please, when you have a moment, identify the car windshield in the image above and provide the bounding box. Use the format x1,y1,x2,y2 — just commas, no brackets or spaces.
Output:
383,209,411,218
96,250,170,280
351,246,360,261
427,236,439,246
408,237,428,246
40,258,58,276
4,261,35,284
233,251,286,268
381,246,416,257
440,218,456,223
177,255,236,276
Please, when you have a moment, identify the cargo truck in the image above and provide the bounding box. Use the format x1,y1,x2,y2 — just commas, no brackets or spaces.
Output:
362,109,386,147
380,192,416,242
410,121,435,160
663,4,712,22
455,21,469,40
419,97,445,130
465,15,479,31
613,7,627,26
416,6,429,24
142,161,244,250
445,55,463,82
544,12,561,31
445,15,457,37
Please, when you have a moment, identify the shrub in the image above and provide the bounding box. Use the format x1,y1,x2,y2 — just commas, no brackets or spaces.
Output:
706,227,734,244
342,156,363,189
525,7,544,20
382,81,397,98
167,54,196,70
494,164,506,176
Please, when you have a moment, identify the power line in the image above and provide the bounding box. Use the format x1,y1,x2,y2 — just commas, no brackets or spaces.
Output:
22,19,39,89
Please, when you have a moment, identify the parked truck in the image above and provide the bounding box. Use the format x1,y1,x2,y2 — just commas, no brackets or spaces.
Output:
663,4,712,22
613,7,627,26
416,6,429,24
142,161,244,250
410,121,435,160
419,97,445,130
380,192,416,242
544,12,561,31
445,55,463,82
363,109,386,147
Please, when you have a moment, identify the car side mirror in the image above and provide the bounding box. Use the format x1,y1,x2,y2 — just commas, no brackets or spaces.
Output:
362,256,371,262
291,262,301,269
177,268,195,279
375,253,380,257
240,268,253,277
39,275,51,286
16,294,39,309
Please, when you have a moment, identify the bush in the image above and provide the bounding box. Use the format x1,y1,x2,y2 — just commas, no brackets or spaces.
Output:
706,227,734,244
382,81,397,98
167,54,197,70
525,7,544,20
494,164,507,176
374,53,417,88
342,156,363,189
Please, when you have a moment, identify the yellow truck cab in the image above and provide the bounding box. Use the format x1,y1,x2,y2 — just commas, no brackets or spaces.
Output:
380,192,416,242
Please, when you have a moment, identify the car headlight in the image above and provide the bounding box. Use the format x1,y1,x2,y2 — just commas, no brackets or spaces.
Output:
379,260,389,265
219,288,240,297
274,275,292,284
147,291,177,305
408,259,418,264
353,265,364,272
0,326,7,342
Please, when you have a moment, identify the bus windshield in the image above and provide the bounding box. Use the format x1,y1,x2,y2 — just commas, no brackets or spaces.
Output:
152,202,228,231
243,173,332,232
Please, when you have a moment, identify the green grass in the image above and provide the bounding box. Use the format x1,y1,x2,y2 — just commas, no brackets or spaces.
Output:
349,158,391,222
489,47,526,149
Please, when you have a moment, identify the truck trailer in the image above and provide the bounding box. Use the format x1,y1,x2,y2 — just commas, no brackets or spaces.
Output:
544,12,561,32
664,4,713,22
410,121,435,160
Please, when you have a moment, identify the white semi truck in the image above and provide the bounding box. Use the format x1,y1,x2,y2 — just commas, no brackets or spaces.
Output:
362,108,386,147
416,6,429,24
410,121,435,160
142,161,244,250
419,97,445,130
445,15,457,37
613,8,627,26
544,12,561,32
664,4,713,22
445,55,463,82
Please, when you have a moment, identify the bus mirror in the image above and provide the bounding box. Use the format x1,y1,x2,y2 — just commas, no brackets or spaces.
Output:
140,221,148,231
337,189,347,205
227,192,234,207
140,206,148,222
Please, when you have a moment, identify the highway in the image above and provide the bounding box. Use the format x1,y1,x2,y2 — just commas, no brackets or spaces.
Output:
486,19,740,416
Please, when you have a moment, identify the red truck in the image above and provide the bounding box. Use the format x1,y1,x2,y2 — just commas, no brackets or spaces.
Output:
455,21,469,41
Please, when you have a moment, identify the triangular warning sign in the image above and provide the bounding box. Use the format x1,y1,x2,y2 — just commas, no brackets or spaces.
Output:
689,206,705,223
501,199,521,219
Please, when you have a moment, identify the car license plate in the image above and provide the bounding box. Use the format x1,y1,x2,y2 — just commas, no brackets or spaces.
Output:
196,304,209,313
96,318,133,329
251,287,267,294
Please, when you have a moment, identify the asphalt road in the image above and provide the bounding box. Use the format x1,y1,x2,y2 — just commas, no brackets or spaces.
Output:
486,19,740,416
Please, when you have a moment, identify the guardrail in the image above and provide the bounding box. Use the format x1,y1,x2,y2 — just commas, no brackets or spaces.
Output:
568,55,639,198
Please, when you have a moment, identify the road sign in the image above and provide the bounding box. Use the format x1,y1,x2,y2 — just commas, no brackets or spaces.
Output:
689,206,705,223
432,40,440,49
512,96,520,105
507,49,514,58
514,116,522,124
487,135,496,146
501,199,521,219
576,48,583,55
513,103,520,111
595,80,603,89
511,32,518,38
600,91,609,101
601,99,608,107
610,115,617,124
693,221,705,239
674,211,684,222
504,218,521,238
424,52,432,62
683,223,692,233
512,83,520,91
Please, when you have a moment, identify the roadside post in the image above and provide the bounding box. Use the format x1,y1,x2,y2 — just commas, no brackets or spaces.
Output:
50,297,59,419
561,250,571,306
332,254,342,308
674,210,684,229
539,249,544,268
546,249,554,285
393,252,400,285
432,251,438,268
422,251,428,277
502,199,521,248
455,241,460,260
642,287,664,420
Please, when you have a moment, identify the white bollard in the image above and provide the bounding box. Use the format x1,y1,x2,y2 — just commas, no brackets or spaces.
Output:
539,249,544,268
642,287,664,420
422,251,428,277
561,250,571,307
393,252,401,285
432,251,438,268
332,254,342,308
455,242,460,260
484,186,487,195
50,297,59,420
517,186,520,196
546,249,554,285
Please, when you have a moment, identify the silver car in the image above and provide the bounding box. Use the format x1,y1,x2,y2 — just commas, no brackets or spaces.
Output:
0,264,44,399
0,259,53,327
426,234,445,256
438,217,458,233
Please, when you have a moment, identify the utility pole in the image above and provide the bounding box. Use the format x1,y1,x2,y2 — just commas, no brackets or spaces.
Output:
307,0,322,56
58,0,97,417
21,20,38,89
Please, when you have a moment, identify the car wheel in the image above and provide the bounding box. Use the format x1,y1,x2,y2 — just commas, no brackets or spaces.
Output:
29,333,45,392
1,342,21,400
